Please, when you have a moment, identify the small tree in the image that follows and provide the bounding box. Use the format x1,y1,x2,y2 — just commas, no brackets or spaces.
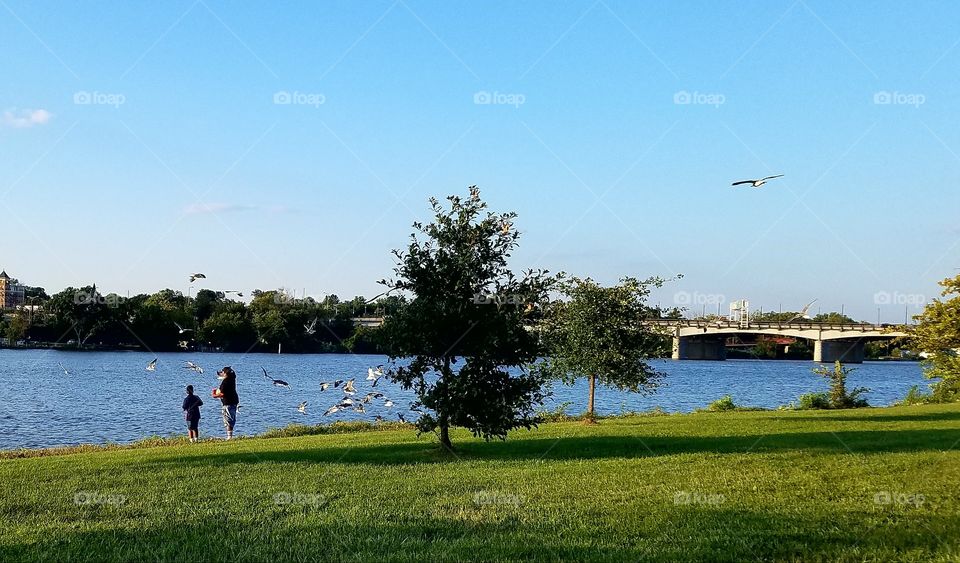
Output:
812,361,868,408
4,310,29,343
910,274,960,402
379,188,556,450
536,276,668,420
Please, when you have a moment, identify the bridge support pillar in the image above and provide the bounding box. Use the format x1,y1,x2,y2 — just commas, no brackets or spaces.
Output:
672,336,726,361
814,339,865,364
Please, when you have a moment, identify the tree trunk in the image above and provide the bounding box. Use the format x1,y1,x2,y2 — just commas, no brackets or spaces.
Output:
439,423,452,452
439,356,454,452
586,374,596,422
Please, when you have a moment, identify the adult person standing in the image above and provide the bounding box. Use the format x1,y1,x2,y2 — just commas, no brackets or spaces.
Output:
212,366,240,440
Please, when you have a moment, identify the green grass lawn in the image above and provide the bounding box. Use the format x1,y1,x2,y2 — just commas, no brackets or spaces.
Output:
2,405,960,562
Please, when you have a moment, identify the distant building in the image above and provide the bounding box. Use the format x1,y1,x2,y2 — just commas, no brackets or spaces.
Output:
0,270,25,309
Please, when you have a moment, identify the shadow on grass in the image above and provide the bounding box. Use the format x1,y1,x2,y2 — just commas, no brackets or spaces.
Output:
785,410,960,423
3,504,955,562
141,427,960,469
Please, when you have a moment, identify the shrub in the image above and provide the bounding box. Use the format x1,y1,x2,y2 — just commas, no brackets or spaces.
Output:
796,392,831,410
896,385,934,406
705,395,738,412
812,361,869,408
537,402,575,422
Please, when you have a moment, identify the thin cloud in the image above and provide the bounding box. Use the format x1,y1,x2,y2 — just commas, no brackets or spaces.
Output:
1,108,53,128
183,202,257,215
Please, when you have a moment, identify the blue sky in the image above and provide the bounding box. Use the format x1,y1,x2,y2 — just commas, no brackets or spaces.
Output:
1,0,958,321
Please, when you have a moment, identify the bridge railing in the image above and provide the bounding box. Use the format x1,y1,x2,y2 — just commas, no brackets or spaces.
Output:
641,319,907,332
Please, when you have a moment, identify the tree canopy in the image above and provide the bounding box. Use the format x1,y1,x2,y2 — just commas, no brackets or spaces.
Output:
910,274,960,401
535,276,669,418
379,187,556,449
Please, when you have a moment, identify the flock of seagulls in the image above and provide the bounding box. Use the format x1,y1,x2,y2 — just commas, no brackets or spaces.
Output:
121,356,415,424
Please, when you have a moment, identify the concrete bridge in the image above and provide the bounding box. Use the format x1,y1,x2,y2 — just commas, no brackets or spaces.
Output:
644,319,909,363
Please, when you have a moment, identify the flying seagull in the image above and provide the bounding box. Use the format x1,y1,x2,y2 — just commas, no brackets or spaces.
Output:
353,404,366,414
261,367,289,387
297,401,308,414
188,273,206,283
304,318,318,335
58,361,69,375
337,397,354,407
333,379,344,388
146,358,157,372
787,299,818,323
362,392,384,404
224,290,243,297
383,399,394,408
731,174,784,188
342,379,356,395
319,382,333,392
397,413,406,423
174,322,192,334
375,415,384,423
367,366,384,386
323,405,339,416
184,361,203,374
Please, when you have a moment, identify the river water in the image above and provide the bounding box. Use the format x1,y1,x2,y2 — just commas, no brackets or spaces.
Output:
0,349,927,450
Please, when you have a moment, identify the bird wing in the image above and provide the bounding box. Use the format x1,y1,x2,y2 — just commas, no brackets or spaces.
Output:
800,298,818,315
731,180,754,186
261,367,272,381
760,174,784,181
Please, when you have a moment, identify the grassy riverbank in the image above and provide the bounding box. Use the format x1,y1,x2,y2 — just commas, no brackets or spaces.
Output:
2,404,959,561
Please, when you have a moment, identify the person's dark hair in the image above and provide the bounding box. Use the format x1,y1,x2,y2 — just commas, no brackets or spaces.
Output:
186,385,194,394
221,366,236,379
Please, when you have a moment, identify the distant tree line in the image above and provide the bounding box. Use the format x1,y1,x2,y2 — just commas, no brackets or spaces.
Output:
0,286,403,353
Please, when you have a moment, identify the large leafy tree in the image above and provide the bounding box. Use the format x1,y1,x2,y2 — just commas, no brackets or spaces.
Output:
380,187,556,450
200,303,257,352
910,274,960,401
536,276,668,419
47,286,110,347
